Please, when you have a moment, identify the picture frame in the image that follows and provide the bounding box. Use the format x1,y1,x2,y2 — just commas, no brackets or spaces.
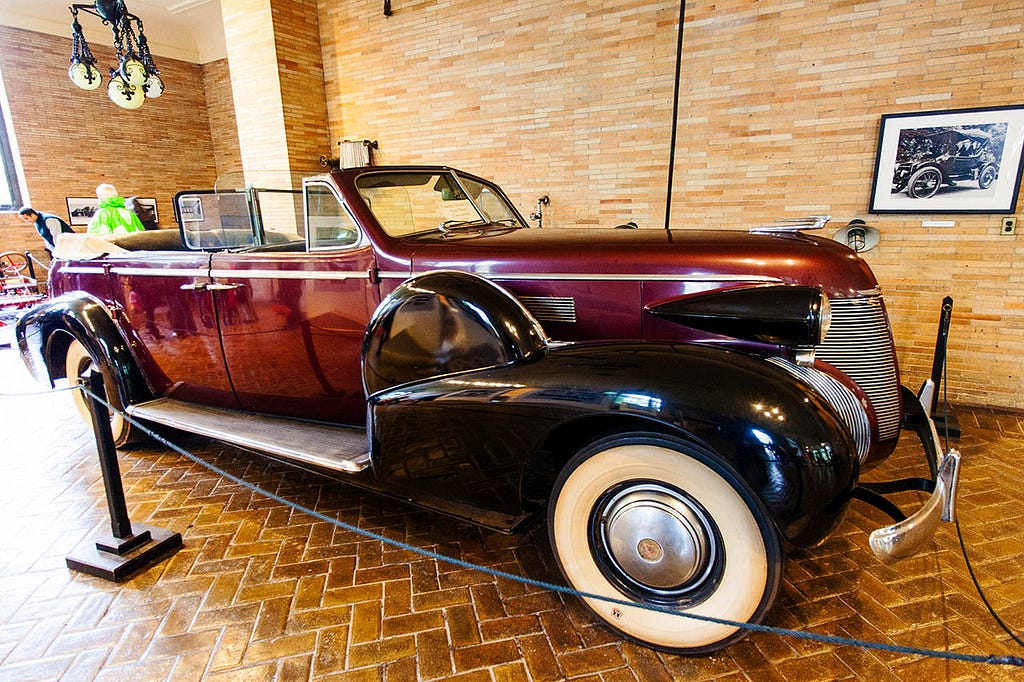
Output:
66,196,159,225
869,104,1024,214
178,196,204,222
65,197,98,226
132,197,159,224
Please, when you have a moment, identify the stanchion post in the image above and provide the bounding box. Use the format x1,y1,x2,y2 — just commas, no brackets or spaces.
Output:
24,250,36,282
929,296,960,437
66,371,182,581
86,371,137,542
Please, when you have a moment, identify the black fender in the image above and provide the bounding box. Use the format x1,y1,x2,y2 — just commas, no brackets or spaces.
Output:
15,291,152,406
363,271,858,545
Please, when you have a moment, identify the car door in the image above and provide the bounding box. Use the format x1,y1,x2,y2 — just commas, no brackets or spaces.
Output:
214,181,379,424
109,252,238,407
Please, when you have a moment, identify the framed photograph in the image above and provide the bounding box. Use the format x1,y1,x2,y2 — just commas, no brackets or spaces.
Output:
66,196,159,225
65,197,99,226
869,104,1024,214
132,197,158,223
178,196,204,222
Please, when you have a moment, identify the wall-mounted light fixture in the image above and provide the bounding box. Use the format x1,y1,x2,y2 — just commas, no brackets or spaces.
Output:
68,0,163,110
833,219,880,252
529,195,549,228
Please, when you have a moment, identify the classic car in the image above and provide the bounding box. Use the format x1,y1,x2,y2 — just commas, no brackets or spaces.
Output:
891,126,1000,198
16,166,959,654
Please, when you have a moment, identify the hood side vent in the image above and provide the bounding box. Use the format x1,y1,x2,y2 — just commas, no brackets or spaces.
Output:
519,296,577,324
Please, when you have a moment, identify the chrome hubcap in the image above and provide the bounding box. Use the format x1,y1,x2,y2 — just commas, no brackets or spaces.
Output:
595,483,718,600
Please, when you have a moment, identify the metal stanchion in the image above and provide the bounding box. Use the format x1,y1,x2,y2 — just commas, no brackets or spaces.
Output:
65,371,182,581
24,250,36,282
929,296,960,438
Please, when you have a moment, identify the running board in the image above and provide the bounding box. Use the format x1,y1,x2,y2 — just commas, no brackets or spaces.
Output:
127,398,371,473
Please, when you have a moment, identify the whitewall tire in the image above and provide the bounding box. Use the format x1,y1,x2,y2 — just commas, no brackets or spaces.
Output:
65,338,134,446
548,433,781,654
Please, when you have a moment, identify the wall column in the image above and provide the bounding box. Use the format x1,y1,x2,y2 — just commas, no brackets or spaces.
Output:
220,0,330,183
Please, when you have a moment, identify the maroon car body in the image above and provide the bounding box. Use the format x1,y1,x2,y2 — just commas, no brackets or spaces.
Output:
16,166,957,654
48,168,893,460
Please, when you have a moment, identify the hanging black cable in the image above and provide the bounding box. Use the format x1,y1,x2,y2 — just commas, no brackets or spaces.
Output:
663,0,687,236
943,358,1024,651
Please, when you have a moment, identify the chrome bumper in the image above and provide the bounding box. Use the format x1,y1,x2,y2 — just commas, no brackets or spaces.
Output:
867,380,961,564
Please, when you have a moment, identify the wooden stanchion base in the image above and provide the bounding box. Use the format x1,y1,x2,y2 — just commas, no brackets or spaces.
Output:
66,523,182,582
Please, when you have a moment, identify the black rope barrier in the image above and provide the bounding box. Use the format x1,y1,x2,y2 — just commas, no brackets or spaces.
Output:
2,382,1022,667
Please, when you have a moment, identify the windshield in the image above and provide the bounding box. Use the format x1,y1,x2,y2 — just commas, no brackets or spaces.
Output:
355,171,525,237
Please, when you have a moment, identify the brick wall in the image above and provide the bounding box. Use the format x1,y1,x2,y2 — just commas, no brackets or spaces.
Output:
0,27,228,266
2,4,1022,410
316,0,1024,409
202,59,244,181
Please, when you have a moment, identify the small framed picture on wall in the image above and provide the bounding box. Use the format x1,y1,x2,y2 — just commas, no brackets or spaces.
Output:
869,104,1024,214
66,196,159,225
65,197,99,226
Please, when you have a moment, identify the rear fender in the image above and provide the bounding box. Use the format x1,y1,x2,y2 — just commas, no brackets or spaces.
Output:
16,292,152,406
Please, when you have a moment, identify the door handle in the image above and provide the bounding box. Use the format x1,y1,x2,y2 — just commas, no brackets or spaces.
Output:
179,282,242,291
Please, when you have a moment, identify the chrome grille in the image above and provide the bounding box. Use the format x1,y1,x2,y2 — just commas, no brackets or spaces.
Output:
518,296,577,324
816,295,901,441
767,358,871,462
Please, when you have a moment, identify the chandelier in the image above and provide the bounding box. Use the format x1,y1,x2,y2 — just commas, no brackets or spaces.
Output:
68,0,164,110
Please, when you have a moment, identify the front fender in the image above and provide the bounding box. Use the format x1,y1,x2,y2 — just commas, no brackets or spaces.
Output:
15,292,151,406
370,342,859,545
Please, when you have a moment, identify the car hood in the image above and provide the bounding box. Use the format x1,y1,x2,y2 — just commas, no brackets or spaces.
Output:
406,227,879,298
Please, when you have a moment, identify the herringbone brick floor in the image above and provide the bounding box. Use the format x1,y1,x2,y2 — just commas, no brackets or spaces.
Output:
1,344,1022,681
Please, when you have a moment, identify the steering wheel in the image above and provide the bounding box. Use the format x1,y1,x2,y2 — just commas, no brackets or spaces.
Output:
0,252,29,278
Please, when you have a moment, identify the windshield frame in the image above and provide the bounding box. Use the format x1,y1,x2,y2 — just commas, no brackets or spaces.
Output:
353,169,528,239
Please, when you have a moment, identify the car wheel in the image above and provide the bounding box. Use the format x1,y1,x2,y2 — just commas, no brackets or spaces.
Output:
906,167,942,199
65,337,134,446
978,164,997,189
547,433,781,654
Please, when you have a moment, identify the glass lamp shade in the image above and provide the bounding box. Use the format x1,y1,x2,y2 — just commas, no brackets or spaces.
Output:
108,75,145,110
119,56,148,87
68,60,102,90
143,74,164,99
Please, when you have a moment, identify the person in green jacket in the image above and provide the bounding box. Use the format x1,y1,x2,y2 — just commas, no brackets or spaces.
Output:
87,183,145,235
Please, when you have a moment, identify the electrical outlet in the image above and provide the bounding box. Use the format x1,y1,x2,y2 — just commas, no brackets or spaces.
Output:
1001,216,1017,235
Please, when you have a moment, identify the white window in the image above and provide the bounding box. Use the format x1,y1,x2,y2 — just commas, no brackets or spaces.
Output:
0,72,24,212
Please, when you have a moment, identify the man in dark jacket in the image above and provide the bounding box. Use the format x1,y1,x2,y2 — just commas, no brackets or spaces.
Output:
18,207,75,252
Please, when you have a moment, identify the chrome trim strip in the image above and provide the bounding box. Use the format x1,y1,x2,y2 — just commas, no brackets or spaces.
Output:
100,267,368,281
92,266,762,284
209,269,368,281
57,266,107,274
749,214,830,234
110,267,210,278
378,271,783,282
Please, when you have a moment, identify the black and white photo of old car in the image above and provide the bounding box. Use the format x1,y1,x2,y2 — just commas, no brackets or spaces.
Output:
891,125,1005,199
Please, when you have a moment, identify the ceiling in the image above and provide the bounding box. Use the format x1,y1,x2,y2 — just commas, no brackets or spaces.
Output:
0,0,226,64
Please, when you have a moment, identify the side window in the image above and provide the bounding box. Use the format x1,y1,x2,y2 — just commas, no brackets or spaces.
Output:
306,183,360,250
